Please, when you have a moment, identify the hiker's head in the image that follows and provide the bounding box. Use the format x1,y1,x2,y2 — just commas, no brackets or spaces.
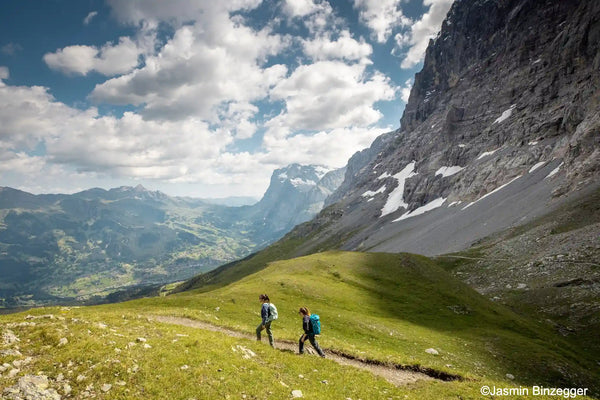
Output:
259,294,270,303
298,307,310,316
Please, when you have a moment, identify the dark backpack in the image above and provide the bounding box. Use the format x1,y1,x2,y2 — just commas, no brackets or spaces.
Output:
309,314,321,335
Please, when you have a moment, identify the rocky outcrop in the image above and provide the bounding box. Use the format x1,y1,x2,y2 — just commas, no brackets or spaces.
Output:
3,375,61,400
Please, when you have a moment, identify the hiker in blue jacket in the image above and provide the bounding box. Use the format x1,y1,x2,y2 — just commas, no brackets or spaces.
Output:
298,307,325,357
256,294,274,347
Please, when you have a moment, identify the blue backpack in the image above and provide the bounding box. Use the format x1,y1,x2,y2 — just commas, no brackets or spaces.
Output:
309,314,321,335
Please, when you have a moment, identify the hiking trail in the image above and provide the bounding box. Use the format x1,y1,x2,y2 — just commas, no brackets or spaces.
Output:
149,315,461,387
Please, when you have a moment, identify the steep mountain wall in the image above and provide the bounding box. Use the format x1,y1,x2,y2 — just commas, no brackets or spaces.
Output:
292,0,600,256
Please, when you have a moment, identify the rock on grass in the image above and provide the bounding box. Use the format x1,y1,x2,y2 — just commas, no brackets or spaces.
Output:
3,375,61,400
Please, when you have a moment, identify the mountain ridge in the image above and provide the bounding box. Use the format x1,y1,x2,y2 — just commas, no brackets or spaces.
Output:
0,164,344,307
296,0,600,256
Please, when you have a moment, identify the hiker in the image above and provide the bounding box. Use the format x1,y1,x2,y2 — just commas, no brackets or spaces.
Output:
298,307,325,358
256,294,276,347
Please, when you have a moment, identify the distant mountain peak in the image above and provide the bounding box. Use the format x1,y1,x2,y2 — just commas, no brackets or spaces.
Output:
113,185,147,193
274,164,335,186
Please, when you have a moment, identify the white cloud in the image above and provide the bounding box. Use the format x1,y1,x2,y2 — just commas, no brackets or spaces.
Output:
0,83,86,149
107,0,262,26
0,80,234,184
43,37,141,76
400,78,412,103
219,102,260,140
282,0,337,35
282,0,327,17
394,0,453,69
90,16,288,122
0,66,8,81
0,152,50,181
262,126,388,168
353,0,411,43
0,76,394,198
83,11,98,25
266,61,396,137
1,0,410,198
47,113,230,179
302,30,372,61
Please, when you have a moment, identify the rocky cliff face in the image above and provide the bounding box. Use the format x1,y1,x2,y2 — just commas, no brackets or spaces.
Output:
394,0,599,201
293,0,600,256
246,164,345,235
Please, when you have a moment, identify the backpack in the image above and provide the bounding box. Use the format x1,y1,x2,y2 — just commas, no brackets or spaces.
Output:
309,314,321,335
268,303,278,321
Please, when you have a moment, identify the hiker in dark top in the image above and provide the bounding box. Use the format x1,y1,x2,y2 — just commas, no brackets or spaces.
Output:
298,307,325,357
256,294,274,347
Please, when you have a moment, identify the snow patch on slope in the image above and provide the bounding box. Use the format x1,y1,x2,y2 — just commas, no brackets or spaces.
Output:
462,175,522,210
545,162,563,179
380,161,417,217
493,104,516,124
290,178,317,187
435,166,464,177
528,161,545,174
362,185,386,198
313,166,333,180
477,149,499,160
393,197,446,222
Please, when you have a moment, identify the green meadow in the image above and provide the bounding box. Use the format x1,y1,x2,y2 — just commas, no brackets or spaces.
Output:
2,251,597,399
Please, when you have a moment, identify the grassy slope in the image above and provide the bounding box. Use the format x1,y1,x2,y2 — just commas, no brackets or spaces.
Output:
1,307,416,399
2,251,598,399
121,251,598,397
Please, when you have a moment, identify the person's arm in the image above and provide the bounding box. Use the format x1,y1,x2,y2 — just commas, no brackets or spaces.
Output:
261,303,268,325
302,315,310,333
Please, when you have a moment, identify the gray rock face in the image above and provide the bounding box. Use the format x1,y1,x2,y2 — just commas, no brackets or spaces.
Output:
325,132,395,207
362,0,599,207
295,0,600,256
247,164,345,236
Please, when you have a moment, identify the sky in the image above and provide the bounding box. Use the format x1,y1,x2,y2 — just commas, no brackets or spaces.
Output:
0,0,453,198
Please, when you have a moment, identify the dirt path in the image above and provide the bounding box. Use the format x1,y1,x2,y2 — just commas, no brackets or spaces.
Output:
149,315,453,387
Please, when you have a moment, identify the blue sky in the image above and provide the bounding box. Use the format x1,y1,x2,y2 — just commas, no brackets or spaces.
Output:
0,0,453,198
